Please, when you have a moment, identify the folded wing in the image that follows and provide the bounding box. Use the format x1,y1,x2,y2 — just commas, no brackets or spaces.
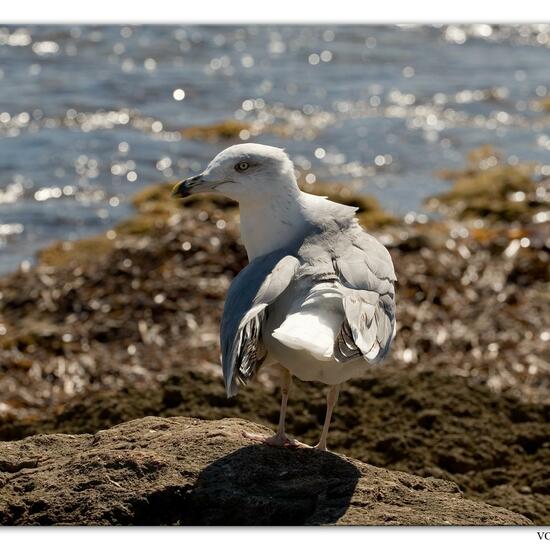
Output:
332,227,397,364
220,252,300,396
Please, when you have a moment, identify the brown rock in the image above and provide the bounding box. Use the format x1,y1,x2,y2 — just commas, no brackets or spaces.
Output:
0,416,530,526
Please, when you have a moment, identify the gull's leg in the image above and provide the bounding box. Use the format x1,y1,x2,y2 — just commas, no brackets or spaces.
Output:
274,366,291,438
315,384,341,451
243,366,306,448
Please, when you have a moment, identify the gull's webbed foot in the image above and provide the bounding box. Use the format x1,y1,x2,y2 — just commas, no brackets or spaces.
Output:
243,431,310,449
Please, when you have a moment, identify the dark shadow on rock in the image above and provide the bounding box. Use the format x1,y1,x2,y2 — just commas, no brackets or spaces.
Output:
179,444,361,525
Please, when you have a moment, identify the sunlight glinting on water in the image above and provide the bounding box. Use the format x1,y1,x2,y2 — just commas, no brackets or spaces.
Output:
1,24,550,273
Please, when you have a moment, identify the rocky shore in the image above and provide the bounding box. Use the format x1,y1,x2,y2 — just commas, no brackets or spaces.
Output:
0,144,549,525
0,416,530,526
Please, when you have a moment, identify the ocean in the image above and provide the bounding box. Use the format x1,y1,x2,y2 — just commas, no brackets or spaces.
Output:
1,24,549,274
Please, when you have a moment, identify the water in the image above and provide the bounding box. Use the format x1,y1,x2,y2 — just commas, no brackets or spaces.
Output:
1,24,549,275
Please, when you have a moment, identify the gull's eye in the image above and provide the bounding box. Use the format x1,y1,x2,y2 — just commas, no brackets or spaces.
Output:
235,161,250,173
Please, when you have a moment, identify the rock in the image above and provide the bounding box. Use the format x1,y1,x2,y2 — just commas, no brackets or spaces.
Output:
181,120,251,141
427,145,546,223
0,416,530,526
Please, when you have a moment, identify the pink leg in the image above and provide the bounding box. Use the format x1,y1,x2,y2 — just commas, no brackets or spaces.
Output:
243,367,307,448
315,384,341,451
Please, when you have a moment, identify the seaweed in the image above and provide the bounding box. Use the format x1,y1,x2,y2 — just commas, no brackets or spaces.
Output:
428,145,546,222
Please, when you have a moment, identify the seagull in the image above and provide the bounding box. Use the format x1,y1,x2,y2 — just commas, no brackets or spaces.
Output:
172,144,396,451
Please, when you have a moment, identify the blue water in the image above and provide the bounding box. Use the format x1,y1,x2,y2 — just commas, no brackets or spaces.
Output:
1,24,549,274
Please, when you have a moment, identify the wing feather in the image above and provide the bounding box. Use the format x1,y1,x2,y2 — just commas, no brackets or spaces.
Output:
333,226,396,364
220,253,299,396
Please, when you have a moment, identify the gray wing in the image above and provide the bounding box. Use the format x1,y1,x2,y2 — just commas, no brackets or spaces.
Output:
220,252,300,396
332,225,397,363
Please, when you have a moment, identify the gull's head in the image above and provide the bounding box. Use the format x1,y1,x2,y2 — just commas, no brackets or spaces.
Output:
172,143,298,203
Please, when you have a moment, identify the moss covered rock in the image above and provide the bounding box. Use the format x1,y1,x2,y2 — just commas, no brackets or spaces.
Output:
428,146,545,222
181,120,251,142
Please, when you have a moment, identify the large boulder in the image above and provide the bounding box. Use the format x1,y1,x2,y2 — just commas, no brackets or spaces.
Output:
0,416,530,526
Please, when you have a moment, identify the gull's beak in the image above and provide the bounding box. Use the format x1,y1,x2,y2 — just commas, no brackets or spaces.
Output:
171,174,205,198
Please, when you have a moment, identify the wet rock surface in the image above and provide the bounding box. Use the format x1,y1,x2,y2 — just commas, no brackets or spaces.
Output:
0,416,530,526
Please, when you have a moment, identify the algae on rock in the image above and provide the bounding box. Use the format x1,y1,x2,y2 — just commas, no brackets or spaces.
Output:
428,145,546,222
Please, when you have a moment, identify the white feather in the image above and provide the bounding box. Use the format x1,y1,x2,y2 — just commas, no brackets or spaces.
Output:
271,283,344,361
